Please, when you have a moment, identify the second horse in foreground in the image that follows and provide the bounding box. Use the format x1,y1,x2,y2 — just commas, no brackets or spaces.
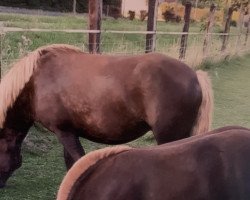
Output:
58,126,250,200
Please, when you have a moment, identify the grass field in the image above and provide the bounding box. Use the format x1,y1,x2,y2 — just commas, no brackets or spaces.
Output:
205,55,250,128
0,12,249,200
0,13,205,31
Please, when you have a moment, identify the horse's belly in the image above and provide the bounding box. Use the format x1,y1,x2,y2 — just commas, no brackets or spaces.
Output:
80,117,150,144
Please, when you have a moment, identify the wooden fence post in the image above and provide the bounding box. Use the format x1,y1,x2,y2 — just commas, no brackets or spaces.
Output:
235,3,244,52
203,3,216,57
73,0,77,15
0,37,1,80
88,0,102,54
145,0,159,53
221,6,233,52
179,1,192,60
0,23,3,80
244,15,250,46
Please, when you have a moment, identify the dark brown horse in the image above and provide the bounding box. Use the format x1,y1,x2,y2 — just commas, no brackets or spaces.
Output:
0,44,213,188
57,126,250,200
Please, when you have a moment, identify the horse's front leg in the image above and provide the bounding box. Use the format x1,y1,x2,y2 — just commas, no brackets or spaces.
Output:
57,133,85,170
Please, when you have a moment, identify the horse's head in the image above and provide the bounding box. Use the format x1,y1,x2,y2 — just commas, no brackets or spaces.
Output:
0,129,22,188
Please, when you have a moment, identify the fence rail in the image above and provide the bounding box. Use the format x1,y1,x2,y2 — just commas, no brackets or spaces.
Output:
0,26,249,76
0,27,243,36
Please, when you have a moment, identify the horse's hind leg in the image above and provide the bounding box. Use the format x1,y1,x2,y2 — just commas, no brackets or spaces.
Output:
64,144,85,170
56,131,85,169
151,113,195,144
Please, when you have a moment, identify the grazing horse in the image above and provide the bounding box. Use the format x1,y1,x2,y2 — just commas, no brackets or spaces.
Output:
0,44,213,188
57,126,250,200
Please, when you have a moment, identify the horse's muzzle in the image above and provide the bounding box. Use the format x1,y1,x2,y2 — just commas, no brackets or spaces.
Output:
0,175,8,189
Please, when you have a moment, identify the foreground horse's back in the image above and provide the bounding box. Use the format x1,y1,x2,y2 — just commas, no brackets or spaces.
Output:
57,126,250,200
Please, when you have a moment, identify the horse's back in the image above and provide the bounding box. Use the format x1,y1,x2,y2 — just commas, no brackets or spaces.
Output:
66,128,250,200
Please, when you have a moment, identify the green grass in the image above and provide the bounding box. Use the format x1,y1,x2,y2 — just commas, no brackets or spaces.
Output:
206,55,250,129
0,13,204,32
1,12,238,34
0,13,88,30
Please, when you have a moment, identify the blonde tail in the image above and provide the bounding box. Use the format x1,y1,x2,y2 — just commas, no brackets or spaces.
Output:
192,70,214,135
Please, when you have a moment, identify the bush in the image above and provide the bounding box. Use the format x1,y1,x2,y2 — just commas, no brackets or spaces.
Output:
103,5,121,19
128,10,135,20
27,0,40,8
0,0,88,13
162,8,181,23
140,10,148,21
200,22,207,31
230,20,237,27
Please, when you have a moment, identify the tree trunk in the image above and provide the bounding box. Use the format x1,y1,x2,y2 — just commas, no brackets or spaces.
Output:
244,16,250,46
179,2,192,60
193,0,198,21
0,24,3,80
203,4,216,57
221,6,233,52
73,0,77,14
145,0,159,53
235,3,244,51
174,0,178,15
88,0,102,54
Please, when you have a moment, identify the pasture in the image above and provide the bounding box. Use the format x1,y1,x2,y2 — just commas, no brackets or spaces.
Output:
0,12,249,200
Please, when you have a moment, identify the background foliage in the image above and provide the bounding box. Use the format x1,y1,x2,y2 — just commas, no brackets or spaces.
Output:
0,0,88,13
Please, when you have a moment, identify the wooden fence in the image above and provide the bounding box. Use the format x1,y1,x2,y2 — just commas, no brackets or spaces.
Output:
0,27,249,67
0,1,249,77
87,0,250,57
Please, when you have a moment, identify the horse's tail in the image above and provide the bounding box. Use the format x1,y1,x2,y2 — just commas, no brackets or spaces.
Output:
57,145,132,200
0,44,82,128
192,70,214,136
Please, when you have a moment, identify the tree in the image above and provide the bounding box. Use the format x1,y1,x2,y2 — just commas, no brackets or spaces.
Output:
179,0,222,8
179,0,248,10
73,0,76,14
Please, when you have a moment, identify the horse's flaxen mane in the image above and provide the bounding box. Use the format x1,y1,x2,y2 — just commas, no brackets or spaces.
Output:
0,44,82,128
57,145,132,200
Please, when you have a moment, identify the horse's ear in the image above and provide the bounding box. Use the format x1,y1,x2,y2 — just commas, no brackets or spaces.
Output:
0,139,7,152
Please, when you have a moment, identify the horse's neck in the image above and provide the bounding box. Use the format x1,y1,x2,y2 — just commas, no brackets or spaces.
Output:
4,112,33,135
3,106,32,147
1,126,28,147
4,102,33,138
3,81,34,134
